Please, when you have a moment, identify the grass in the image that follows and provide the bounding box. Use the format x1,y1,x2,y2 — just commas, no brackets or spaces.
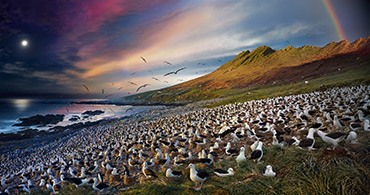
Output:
115,132,370,195
207,64,370,107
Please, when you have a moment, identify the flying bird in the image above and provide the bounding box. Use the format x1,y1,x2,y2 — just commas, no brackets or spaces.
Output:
152,77,160,81
126,108,134,112
140,56,147,63
164,67,186,76
128,81,137,86
102,89,104,94
109,108,115,113
218,60,222,62
105,94,114,98
130,72,136,76
136,84,150,92
82,85,89,92
66,108,69,112
118,87,123,90
164,61,172,65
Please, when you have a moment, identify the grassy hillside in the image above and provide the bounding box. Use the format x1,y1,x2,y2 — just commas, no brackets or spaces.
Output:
121,37,370,106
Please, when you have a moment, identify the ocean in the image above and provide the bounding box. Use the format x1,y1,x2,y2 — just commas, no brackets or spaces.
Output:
0,99,161,134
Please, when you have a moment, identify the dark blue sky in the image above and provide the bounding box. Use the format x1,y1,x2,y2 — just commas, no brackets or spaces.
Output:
0,0,369,99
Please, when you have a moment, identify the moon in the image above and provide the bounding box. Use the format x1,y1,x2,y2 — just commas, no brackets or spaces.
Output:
21,40,28,47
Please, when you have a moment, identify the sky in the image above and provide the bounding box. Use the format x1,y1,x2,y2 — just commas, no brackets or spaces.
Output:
0,0,369,99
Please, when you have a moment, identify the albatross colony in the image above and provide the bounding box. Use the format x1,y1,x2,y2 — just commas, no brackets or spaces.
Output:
1,85,369,194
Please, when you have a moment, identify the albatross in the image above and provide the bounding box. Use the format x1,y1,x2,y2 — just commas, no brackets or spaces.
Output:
317,130,346,149
298,128,316,151
262,165,276,177
186,163,210,190
214,168,235,177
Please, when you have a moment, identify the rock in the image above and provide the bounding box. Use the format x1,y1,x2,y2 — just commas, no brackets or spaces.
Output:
82,110,104,116
69,115,80,121
13,114,64,127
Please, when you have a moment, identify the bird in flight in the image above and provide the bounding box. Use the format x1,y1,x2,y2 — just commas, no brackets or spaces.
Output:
141,56,147,63
130,72,136,76
105,94,114,98
164,61,172,65
128,81,137,85
66,108,69,112
136,84,150,92
109,108,115,113
118,87,123,90
126,107,134,112
164,67,186,76
82,85,89,92
102,89,104,94
152,77,160,82
218,59,222,62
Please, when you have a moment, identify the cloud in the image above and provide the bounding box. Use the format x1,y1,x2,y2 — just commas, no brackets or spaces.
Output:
77,1,311,79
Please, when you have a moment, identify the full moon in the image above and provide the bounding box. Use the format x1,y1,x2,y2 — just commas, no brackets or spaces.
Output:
21,40,28,47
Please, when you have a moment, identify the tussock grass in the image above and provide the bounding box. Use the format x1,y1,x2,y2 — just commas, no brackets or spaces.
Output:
118,133,370,195
32,132,370,194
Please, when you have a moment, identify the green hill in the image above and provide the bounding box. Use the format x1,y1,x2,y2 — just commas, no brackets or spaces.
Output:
120,37,370,106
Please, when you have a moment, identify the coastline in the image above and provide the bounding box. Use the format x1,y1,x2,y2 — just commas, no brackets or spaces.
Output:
0,99,221,155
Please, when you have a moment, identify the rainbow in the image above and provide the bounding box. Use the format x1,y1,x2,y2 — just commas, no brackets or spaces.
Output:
322,0,347,40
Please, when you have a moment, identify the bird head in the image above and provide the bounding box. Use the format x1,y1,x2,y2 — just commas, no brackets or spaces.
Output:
185,163,194,171
228,168,235,174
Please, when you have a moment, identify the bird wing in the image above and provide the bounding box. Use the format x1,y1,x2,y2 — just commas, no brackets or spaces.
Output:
250,150,262,159
140,56,146,63
326,132,346,139
214,169,228,174
82,85,89,91
128,81,137,85
172,170,182,176
96,183,109,188
145,168,158,177
196,170,209,179
136,85,149,92
298,138,313,147
175,67,186,74
262,166,267,174
164,72,175,76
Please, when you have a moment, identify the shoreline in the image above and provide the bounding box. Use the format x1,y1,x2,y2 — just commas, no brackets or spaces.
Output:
0,99,221,155
71,100,190,106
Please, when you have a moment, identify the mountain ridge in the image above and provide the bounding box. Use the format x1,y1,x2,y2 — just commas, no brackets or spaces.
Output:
121,36,370,104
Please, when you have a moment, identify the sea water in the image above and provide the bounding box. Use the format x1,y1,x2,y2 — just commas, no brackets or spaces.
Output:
0,99,160,134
